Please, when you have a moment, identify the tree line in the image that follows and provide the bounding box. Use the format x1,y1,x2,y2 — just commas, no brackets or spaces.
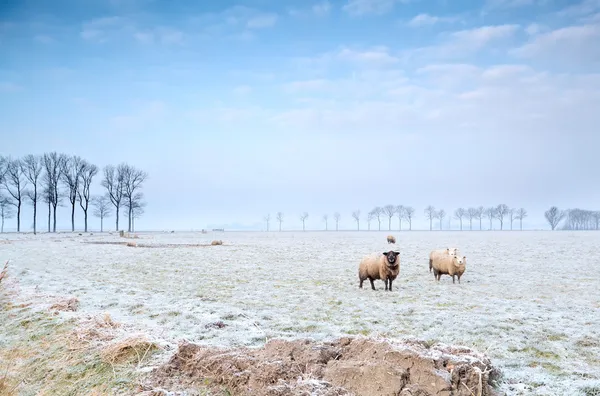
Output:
0,153,148,234
264,205,600,231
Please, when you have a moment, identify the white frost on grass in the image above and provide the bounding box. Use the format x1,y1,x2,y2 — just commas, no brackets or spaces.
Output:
2,230,600,395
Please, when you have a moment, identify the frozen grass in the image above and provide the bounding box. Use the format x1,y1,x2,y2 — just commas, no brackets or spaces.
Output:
2,230,600,395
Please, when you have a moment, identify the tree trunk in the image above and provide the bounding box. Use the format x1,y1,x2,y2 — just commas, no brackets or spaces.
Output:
17,202,21,232
1,217,4,233
47,201,51,232
71,202,75,232
84,210,88,232
53,205,57,232
101,216,104,232
479,217,482,230
115,207,120,231
520,218,523,231
33,198,37,235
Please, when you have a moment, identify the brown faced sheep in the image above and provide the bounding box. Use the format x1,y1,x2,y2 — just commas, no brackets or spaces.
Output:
428,247,459,272
387,235,396,244
430,254,466,284
358,250,400,291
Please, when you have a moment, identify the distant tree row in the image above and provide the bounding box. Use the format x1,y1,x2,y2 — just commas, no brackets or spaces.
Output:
545,206,600,231
0,153,148,233
263,204,529,231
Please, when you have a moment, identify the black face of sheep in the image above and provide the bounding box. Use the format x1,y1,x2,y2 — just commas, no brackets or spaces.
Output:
383,251,400,266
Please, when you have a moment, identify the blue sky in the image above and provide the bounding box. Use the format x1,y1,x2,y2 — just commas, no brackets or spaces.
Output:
1,0,599,231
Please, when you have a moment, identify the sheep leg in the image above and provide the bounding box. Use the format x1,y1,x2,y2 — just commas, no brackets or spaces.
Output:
388,278,393,291
452,275,456,284
429,259,432,272
384,278,389,291
359,278,364,288
369,278,376,290
458,275,461,284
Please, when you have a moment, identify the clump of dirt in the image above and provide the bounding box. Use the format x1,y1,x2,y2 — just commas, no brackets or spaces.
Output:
145,337,501,396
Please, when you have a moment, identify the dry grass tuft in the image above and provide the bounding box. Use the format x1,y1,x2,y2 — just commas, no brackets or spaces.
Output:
0,260,9,284
49,296,80,312
100,334,160,365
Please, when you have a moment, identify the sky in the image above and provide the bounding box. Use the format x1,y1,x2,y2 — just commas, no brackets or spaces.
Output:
1,0,599,232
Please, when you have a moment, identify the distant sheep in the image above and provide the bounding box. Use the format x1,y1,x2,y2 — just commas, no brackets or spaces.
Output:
211,240,223,246
358,250,401,291
387,235,396,244
428,247,459,272
430,253,466,284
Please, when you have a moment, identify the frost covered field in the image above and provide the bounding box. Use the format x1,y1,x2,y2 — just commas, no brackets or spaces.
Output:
2,230,600,395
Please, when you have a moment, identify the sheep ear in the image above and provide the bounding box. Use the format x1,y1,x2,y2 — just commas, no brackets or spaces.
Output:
463,256,466,259
394,251,400,255
382,252,388,256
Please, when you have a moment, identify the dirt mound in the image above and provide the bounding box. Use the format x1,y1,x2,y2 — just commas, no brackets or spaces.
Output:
146,337,501,396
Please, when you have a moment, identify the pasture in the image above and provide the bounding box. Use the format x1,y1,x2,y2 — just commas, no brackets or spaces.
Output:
1,230,599,395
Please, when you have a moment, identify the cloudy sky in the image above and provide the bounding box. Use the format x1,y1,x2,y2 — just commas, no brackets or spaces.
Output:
1,0,599,231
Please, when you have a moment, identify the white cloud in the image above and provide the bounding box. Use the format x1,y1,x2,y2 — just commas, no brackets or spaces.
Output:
289,1,332,17
342,0,410,16
485,0,537,8
134,27,184,45
80,16,124,41
407,13,458,27
246,14,278,29
404,24,520,61
525,23,545,35
512,24,600,64
110,100,167,131
557,0,600,18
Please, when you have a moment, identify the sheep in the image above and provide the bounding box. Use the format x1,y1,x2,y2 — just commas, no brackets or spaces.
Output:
428,247,459,272
358,250,401,291
386,235,396,244
211,240,223,246
430,253,467,284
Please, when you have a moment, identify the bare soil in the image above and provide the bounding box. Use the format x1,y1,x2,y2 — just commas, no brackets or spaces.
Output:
144,336,501,396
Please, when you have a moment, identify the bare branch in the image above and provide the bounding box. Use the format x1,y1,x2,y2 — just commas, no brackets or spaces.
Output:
333,212,341,231
424,205,436,231
403,206,415,231
352,210,361,230
1,157,28,232
77,161,98,232
454,208,466,231
276,211,284,231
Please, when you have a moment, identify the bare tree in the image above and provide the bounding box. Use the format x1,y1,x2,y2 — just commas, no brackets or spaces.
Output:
515,208,527,231
92,195,111,232
1,157,28,232
43,152,67,232
424,205,436,231
0,195,15,233
21,155,43,234
322,214,329,231
300,212,309,231
593,211,600,230
61,155,86,232
121,164,148,232
383,204,395,231
508,208,517,230
372,206,383,230
454,208,466,231
437,209,446,230
395,205,404,230
494,204,509,230
403,206,415,230
467,208,478,231
263,214,271,231
545,206,565,230
352,210,361,230
476,206,485,230
485,207,496,230
562,208,596,230
77,161,98,232
102,164,125,231
128,193,146,232
367,210,374,230
333,212,340,231
276,211,284,231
